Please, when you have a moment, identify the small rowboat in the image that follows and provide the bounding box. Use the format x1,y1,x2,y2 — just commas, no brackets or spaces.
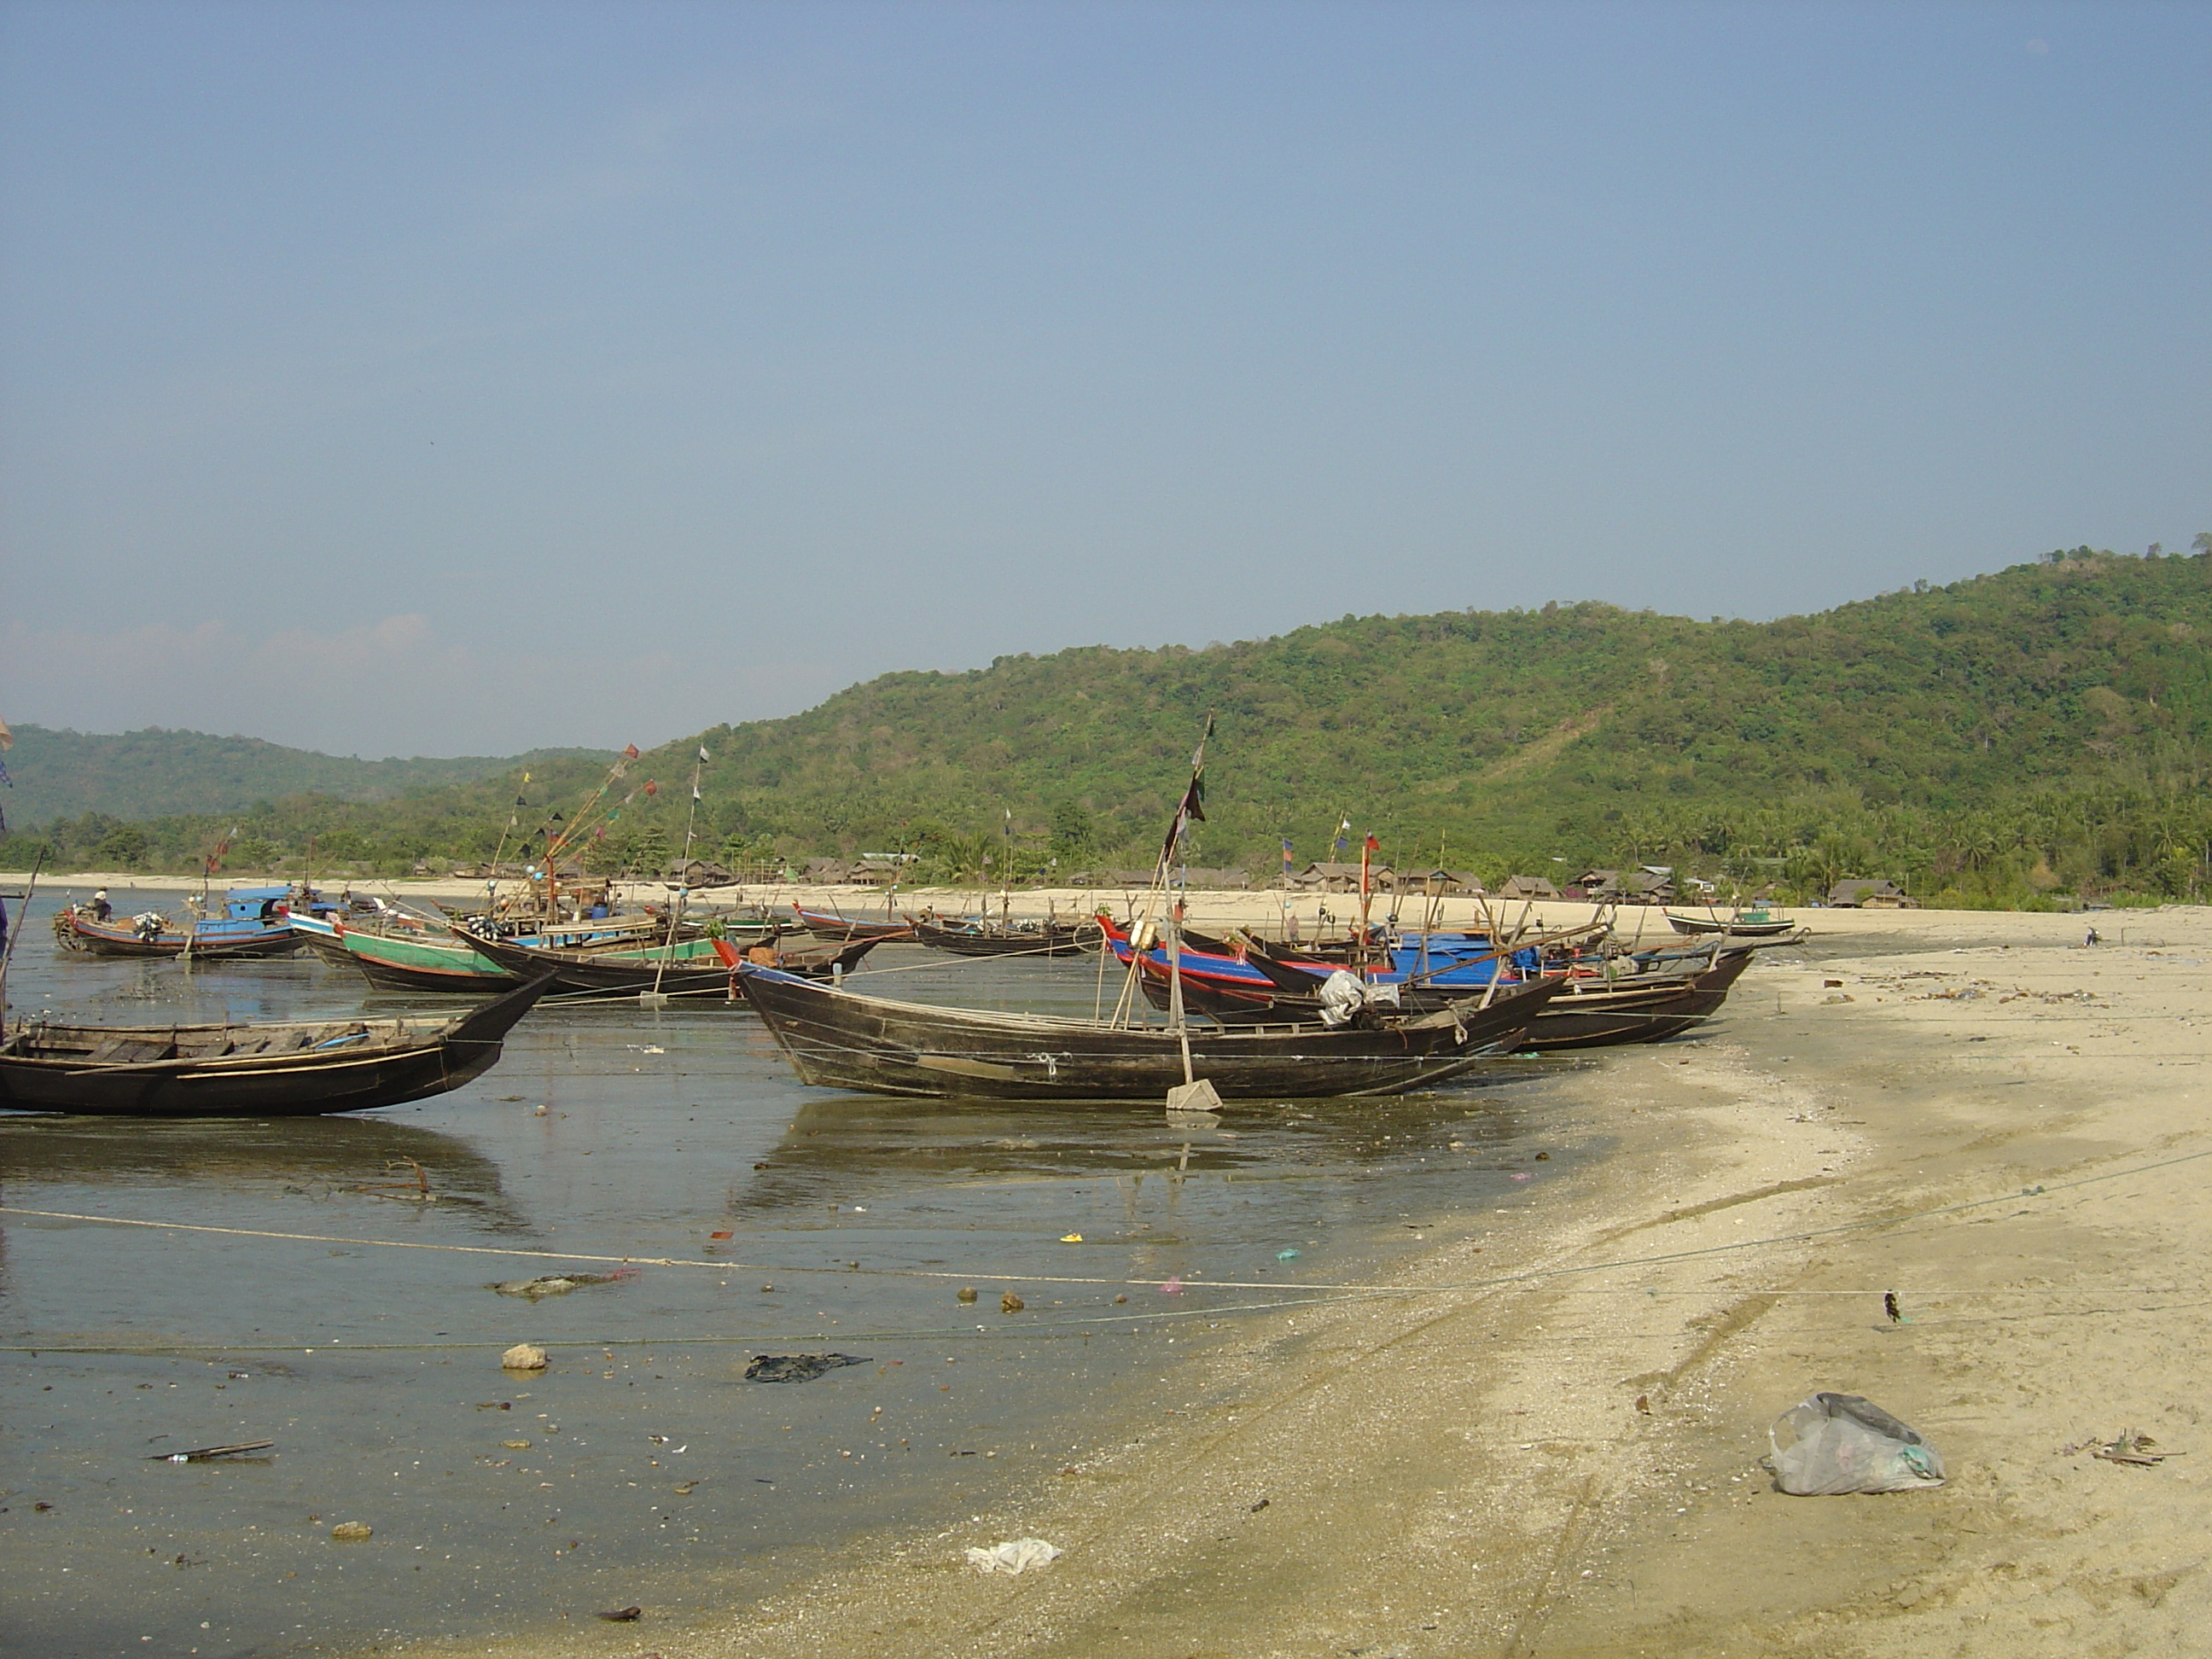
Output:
1665,910,1800,939
0,973,555,1117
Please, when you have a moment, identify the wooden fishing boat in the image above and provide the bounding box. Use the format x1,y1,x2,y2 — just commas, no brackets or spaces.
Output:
51,885,305,960
1665,910,1799,939
0,973,555,1117
793,905,914,944
736,963,1562,1101
909,917,1096,958
1127,925,1755,1051
458,928,890,998
288,912,514,992
460,930,736,998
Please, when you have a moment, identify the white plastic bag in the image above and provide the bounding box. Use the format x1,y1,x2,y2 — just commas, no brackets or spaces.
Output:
966,1538,1062,1575
1317,969,1367,1027
1769,1392,1945,1495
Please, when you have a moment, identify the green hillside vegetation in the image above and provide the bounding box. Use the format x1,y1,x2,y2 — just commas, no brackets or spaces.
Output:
8,544,2211,909
0,725,606,827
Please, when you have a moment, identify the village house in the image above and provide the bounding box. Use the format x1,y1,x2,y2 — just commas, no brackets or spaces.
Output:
1827,878,1917,908
664,858,735,888
1393,867,1480,895
1289,860,1395,893
1497,874,1562,900
1569,867,1677,905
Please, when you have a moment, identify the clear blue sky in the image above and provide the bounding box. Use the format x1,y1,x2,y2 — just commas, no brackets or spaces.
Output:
2,1,2205,756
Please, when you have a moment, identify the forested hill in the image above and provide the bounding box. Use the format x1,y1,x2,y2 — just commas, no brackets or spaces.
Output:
678,546,2212,861
9,546,2212,905
0,726,605,827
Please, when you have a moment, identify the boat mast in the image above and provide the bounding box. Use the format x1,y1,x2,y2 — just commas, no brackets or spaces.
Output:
1159,715,1213,1087
0,849,45,1031
649,744,709,1003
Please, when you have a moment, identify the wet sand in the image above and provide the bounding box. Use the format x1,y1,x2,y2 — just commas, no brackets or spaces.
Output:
361,904,2212,1659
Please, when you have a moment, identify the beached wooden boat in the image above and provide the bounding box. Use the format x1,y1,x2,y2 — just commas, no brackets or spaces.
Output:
909,917,1096,958
1665,910,1799,939
456,928,890,998
288,912,513,992
793,905,914,943
1126,924,1755,1051
0,973,555,1117
460,929,736,998
736,963,1562,1101
51,885,306,960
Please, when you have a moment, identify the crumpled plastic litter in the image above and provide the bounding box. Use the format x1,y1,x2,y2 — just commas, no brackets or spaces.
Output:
965,1538,1062,1575
744,1352,870,1383
1769,1391,1946,1495
1317,970,1368,1027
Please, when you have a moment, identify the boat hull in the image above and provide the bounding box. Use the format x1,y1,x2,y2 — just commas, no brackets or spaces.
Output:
460,931,739,998
793,906,914,943
736,965,1551,1101
293,916,515,992
910,920,1095,958
55,911,303,960
0,975,553,1117
1666,912,1799,938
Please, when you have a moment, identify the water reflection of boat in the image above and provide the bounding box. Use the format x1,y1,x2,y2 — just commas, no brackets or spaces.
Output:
0,974,553,1117
0,1113,529,1228
726,1081,1549,1215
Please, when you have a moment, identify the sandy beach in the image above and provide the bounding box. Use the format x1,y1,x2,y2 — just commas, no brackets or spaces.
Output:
203,911,2194,1659
10,881,2207,1656
272,900,2199,1659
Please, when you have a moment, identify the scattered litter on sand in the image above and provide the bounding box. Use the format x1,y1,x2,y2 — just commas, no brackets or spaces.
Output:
2064,1429,2180,1467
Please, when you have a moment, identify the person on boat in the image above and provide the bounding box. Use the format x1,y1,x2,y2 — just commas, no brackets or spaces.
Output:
90,888,112,921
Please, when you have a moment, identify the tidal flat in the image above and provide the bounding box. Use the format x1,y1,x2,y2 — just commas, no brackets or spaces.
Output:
0,894,1600,1658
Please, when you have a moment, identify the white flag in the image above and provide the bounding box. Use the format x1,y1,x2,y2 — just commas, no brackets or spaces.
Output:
698,746,710,762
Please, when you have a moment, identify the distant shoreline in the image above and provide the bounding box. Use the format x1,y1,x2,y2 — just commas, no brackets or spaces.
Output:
0,869,2116,936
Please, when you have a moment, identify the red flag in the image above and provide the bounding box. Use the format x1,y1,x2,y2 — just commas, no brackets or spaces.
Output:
624,743,641,761
1364,833,1379,853
643,780,659,797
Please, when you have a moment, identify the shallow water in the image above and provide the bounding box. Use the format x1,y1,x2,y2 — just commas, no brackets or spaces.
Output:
1,889,1607,1657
